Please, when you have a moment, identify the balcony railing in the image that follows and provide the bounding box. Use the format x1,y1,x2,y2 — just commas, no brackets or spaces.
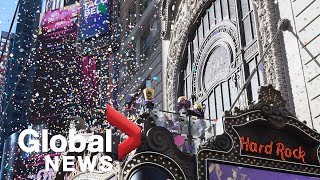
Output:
125,109,216,154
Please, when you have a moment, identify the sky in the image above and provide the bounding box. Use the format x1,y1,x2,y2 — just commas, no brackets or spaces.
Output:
0,0,19,34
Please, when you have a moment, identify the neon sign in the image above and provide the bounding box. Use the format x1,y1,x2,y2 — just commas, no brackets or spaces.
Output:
240,136,306,163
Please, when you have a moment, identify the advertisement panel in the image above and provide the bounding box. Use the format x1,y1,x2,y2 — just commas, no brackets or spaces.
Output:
82,56,98,108
40,4,80,37
30,4,81,121
78,0,111,40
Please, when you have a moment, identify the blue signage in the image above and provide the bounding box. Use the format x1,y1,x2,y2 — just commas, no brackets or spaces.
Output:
78,0,110,40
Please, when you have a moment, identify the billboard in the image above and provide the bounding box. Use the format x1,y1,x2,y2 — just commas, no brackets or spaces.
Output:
207,161,320,180
82,56,98,108
40,4,80,37
30,4,81,121
78,0,111,40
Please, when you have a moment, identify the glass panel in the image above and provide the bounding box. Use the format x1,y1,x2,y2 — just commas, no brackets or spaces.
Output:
222,81,230,110
243,16,253,45
251,12,257,38
229,0,236,20
203,100,209,119
229,78,237,108
198,20,204,45
215,85,225,135
214,0,222,23
203,12,210,37
188,43,192,69
184,70,188,96
190,41,195,64
249,59,259,101
129,11,136,28
241,0,250,17
208,3,216,29
193,30,199,55
209,91,217,119
215,85,223,119
184,80,188,97
255,55,261,86
221,0,229,20
256,54,265,86
187,76,192,98
187,45,192,75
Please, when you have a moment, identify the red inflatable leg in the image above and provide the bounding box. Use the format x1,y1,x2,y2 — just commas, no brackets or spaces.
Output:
106,104,141,160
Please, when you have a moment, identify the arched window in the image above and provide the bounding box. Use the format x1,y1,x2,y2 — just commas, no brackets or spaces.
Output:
179,0,264,135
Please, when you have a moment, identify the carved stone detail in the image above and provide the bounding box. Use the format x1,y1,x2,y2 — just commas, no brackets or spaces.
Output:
244,41,258,59
249,85,291,127
164,0,208,111
163,0,292,112
257,84,286,106
160,0,172,39
200,133,232,151
191,21,239,100
252,0,291,110
228,85,293,127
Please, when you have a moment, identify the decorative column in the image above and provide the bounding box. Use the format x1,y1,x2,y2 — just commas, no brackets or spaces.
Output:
252,0,293,111
161,0,208,111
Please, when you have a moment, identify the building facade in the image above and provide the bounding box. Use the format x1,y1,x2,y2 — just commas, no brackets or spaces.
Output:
52,0,320,179
116,0,320,138
0,31,15,121
3,0,43,134
0,31,15,174
276,0,320,130
161,0,320,133
0,0,43,169
116,0,163,114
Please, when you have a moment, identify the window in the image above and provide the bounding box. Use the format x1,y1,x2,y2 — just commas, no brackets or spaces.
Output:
142,29,152,57
128,7,136,31
179,0,260,135
240,0,256,46
143,0,152,12
203,46,231,90
64,0,76,6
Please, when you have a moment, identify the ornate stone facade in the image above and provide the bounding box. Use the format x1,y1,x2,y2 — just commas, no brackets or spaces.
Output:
252,0,293,111
162,0,293,112
162,0,209,111
190,21,241,104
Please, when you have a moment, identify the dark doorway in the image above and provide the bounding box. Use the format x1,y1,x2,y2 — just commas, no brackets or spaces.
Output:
129,165,173,180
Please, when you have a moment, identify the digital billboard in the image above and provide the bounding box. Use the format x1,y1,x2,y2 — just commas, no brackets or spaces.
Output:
30,4,81,121
207,161,320,180
40,4,80,37
78,0,111,40
82,56,98,108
